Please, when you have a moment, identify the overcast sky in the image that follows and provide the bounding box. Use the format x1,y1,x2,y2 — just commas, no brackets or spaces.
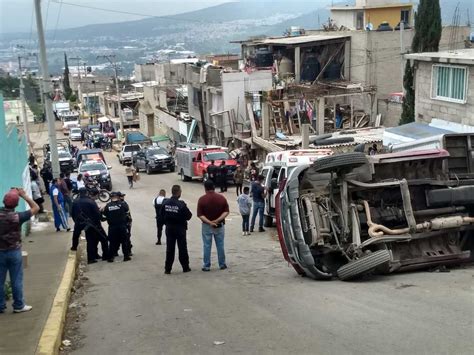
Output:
0,0,234,34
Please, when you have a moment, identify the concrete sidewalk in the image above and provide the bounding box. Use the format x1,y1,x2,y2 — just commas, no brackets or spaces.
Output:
0,220,71,355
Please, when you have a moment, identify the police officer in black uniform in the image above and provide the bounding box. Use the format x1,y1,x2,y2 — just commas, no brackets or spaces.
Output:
118,192,133,256
71,188,109,263
102,192,131,262
161,185,192,274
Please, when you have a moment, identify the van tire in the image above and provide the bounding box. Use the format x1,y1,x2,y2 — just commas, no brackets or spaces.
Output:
313,152,368,174
264,215,273,227
337,250,391,281
180,169,190,182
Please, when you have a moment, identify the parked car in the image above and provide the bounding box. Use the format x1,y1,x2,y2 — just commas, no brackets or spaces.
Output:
78,159,112,191
276,148,474,281
76,148,107,167
69,127,83,141
118,144,142,165
175,144,238,182
45,149,75,173
133,146,175,174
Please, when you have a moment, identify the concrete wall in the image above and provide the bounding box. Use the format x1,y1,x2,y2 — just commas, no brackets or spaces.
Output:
377,99,402,127
134,63,156,82
155,63,187,85
0,95,28,212
413,61,474,125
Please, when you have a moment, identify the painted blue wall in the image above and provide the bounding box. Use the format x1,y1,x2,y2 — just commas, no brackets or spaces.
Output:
0,94,29,212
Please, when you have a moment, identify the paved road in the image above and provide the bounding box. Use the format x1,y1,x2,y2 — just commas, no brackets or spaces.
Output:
69,149,473,355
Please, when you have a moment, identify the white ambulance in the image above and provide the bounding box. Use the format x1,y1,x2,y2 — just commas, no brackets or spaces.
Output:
260,149,333,227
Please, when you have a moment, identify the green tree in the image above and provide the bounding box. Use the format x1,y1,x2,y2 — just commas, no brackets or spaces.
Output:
0,76,20,99
400,61,415,124
63,53,72,100
412,0,442,53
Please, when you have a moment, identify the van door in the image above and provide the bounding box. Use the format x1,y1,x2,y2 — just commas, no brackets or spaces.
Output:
268,167,281,213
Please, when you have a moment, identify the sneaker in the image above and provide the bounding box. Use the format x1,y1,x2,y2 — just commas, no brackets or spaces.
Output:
259,227,266,232
242,232,246,236
123,256,131,262
66,228,71,232
164,270,171,274
201,267,210,272
107,258,114,263
70,247,77,251
250,228,254,233
13,305,33,313
155,241,162,245
220,265,228,270
183,268,191,273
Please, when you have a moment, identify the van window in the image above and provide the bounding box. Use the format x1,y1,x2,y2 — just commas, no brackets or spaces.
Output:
124,145,141,152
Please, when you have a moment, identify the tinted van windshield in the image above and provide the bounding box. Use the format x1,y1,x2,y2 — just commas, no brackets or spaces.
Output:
204,152,229,161
80,162,106,171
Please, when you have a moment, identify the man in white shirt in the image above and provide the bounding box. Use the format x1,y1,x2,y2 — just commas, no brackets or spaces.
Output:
153,189,167,245
30,180,44,213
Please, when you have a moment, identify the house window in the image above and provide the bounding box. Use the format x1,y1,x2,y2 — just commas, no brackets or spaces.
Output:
400,10,410,23
432,65,468,103
356,11,364,30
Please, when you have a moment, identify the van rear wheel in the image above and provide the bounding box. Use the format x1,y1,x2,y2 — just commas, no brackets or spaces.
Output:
180,169,191,182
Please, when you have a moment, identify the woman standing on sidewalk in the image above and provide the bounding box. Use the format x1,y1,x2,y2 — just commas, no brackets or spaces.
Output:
0,188,39,313
125,163,137,189
50,178,70,232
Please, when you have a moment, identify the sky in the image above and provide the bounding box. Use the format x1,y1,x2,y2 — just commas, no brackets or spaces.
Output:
0,0,234,34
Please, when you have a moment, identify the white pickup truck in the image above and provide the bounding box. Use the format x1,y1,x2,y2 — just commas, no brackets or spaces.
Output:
117,144,142,165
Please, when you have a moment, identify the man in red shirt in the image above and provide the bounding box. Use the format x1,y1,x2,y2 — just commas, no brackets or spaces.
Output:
197,180,229,271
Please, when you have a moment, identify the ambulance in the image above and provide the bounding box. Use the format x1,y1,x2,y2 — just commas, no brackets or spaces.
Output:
261,149,333,227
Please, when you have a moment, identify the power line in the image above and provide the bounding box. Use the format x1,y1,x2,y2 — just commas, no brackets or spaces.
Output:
52,0,64,41
51,0,224,24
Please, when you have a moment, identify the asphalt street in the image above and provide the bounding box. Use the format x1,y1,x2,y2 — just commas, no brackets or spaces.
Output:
68,148,473,355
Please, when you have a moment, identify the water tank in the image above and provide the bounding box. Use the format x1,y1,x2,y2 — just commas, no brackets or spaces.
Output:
290,26,302,36
278,56,293,75
255,48,273,67
301,54,320,82
323,62,342,80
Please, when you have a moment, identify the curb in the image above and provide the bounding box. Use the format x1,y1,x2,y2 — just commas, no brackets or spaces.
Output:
35,249,79,355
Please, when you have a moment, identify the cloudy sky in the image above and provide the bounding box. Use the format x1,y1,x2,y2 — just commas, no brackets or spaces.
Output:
0,0,234,34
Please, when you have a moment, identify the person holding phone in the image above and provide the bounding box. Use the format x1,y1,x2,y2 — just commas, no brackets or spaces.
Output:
0,188,39,313
197,180,229,271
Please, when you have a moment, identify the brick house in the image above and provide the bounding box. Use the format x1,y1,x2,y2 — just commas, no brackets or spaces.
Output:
406,49,474,126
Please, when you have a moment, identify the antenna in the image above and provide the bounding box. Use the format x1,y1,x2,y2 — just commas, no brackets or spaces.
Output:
448,3,461,52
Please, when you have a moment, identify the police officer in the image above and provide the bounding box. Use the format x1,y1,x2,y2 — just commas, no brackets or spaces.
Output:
153,189,167,245
118,192,133,256
161,185,192,274
71,188,109,263
102,192,131,262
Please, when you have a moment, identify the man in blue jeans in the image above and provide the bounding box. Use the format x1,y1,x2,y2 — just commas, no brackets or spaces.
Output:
0,188,39,313
197,181,229,271
250,175,267,233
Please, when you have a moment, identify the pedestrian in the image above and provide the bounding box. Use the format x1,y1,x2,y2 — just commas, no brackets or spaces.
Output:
76,173,85,190
0,188,39,313
71,188,109,263
233,166,244,196
206,160,218,184
125,163,136,189
335,104,343,129
102,192,132,262
31,179,45,214
161,185,192,274
217,161,228,193
80,129,85,144
250,175,267,233
237,186,252,235
50,178,70,232
153,189,167,245
59,172,73,217
28,153,35,166
197,180,229,271
118,192,133,256
40,163,53,195
246,162,259,182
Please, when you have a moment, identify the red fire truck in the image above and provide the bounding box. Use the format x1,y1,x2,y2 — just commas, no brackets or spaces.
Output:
176,144,239,182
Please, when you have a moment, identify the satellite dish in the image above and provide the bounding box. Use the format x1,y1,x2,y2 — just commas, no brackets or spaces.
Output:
366,23,373,31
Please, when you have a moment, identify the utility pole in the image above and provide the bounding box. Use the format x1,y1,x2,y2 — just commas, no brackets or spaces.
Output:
400,21,405,92
97,54,124,139
34,0,60,178
17,56,32,150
